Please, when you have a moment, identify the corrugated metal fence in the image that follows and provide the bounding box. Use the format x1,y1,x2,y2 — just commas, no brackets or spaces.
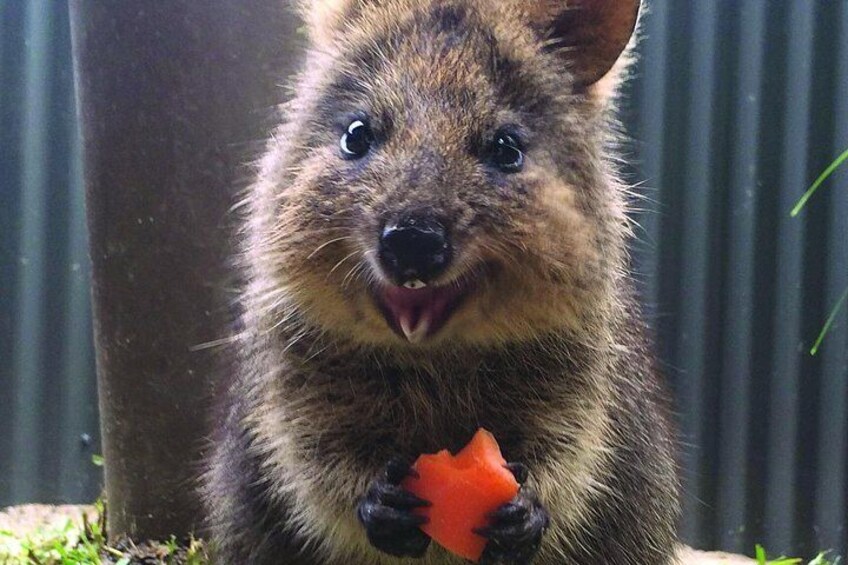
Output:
1,0,846,558
627,0,848,557
0,0,101,508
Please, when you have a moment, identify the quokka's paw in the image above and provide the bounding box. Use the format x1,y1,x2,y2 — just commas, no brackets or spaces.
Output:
476,470,549,565
357,457,432,558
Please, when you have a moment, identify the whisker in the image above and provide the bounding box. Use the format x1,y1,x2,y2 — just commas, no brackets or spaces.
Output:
188,333,245,352
342,259,369,289
307,236,352,259
328,250,360,278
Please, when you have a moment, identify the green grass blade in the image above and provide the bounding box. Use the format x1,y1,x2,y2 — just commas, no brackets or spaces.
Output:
811,286,848,356
791,147,848,217
809,552,831,565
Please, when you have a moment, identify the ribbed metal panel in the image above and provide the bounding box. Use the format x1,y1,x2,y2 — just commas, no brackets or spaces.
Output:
630,0,848,557
0,0,101,507
0,0,846,559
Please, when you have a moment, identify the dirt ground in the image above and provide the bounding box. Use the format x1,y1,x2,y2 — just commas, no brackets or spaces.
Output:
1,504,755,564
677,546,756,564
0,504,98,537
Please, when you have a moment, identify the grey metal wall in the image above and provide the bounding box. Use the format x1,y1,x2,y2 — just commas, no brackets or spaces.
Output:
0,0,846,559
0,0,101,506
627,0,848,558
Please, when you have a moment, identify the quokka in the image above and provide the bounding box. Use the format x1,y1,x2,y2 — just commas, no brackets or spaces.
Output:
203,0,680,563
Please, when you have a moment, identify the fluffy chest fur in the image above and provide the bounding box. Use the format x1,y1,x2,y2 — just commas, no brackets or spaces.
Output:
242,333,617,563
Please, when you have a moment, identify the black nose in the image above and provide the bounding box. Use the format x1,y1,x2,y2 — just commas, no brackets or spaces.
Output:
379,216,451,284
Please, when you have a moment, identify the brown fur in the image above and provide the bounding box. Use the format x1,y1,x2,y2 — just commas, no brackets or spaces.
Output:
204,0,680,563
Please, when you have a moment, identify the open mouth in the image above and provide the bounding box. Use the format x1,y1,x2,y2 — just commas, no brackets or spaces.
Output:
374,279,474,344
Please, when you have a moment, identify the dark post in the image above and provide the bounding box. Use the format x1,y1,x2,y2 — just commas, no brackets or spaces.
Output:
69,2,299,540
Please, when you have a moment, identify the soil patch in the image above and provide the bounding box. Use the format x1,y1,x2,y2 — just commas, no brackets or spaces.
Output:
0,504,96,537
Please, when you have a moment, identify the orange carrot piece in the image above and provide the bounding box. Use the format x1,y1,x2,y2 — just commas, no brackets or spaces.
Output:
402,429,519,562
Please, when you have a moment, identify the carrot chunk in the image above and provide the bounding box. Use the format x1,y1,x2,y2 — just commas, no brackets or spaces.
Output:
402,429,520,562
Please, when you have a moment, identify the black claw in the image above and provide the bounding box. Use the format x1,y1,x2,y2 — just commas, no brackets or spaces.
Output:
360,502,428,530
486,500,529,524
477,488,549,565
505,462,529,485
385,457,417,484
358,459,432,559
378,484,432,510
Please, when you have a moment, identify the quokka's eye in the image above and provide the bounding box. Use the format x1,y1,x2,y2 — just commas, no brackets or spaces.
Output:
340,119,373,159
491,131,524,173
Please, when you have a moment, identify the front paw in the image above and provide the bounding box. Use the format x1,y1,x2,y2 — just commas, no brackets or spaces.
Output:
357,458,432,558
476,487,549,565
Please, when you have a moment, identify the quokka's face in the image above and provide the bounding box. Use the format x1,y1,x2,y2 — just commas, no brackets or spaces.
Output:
248,0,639,349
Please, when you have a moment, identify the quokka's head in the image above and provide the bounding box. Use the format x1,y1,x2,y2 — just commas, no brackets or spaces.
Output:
245,0,641,350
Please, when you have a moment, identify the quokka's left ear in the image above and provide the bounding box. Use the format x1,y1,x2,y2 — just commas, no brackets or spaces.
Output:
522,0,641,87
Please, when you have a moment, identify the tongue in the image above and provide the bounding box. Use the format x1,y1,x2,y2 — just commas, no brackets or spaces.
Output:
380,285,458,343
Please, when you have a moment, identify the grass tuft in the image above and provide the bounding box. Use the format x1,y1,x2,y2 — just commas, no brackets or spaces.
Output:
0,501,209,564
0,500,107,564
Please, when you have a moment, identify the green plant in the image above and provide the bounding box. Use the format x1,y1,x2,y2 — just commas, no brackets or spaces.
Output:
791,148,848,355
754,544,841,565
184,538,207,565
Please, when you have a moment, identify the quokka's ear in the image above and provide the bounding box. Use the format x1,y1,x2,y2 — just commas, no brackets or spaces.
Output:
523,0,641,87
297,0,369,45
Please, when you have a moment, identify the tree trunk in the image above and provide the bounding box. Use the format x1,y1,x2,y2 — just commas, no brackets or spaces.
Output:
68,0,299,540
